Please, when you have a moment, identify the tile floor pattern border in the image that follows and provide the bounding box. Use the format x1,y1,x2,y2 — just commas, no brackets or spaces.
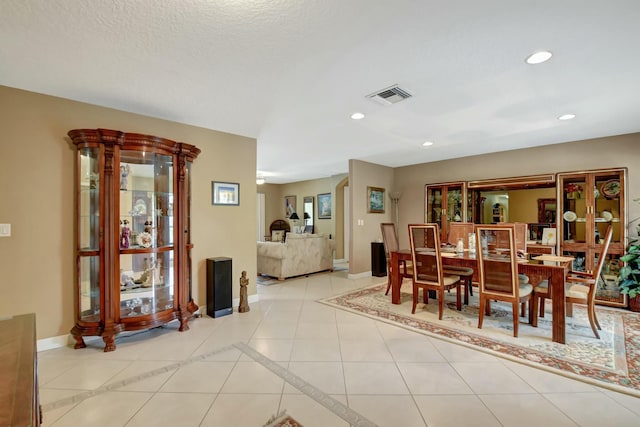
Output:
41,340,379,427
40,344,236,412
235,342,378,427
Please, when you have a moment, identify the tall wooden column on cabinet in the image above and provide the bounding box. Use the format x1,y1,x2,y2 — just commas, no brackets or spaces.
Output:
425,182,467,241
557,168,627,307
69,129,201,351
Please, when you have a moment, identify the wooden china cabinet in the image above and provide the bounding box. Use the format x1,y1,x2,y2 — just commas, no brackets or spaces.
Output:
69,129,200,351
425,182,468,241
557,168,627,307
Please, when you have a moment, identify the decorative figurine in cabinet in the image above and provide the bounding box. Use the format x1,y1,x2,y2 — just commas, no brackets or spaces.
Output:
69,129,200,351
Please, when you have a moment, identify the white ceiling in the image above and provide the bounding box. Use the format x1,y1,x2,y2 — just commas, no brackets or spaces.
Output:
2,0,640,183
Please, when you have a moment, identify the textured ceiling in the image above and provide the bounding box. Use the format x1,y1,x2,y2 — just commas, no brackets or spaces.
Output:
2,0,640,183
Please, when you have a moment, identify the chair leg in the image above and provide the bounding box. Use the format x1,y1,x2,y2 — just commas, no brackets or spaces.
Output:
462,277,473,305
512,301,519,337
587,305,600,339
478,297,485,329
411,285,418,314
539,297,546,318
384,262,392,295
594,309,601,330
456,284,462,311
531,296,539,327
438,288,445,320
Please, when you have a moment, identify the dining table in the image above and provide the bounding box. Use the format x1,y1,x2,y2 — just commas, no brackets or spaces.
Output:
390,249,573,344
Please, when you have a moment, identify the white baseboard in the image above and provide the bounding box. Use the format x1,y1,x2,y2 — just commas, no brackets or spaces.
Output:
37,295,261,352
347,270,372,280
37,334,101,352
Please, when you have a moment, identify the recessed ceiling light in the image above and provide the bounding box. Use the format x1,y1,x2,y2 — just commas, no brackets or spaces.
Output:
422,141,434,147
351,112,365,120
558,114,576,121
525,50,553,64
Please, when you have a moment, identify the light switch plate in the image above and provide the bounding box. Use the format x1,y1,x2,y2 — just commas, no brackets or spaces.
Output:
0,224,11,237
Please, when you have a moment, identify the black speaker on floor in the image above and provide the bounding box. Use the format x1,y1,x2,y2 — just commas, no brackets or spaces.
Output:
371,242,387,277
206,257,233,318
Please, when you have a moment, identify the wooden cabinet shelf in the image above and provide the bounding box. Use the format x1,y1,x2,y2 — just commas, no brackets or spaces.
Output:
69,128,200,351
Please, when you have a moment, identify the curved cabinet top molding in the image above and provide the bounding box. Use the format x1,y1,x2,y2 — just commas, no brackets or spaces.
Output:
68,128,201,160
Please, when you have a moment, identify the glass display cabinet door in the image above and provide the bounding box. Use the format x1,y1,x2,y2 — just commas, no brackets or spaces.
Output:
118,150,175,318
559,168,627,307
426,182,466,240
560,175,589,245
77,147,101,323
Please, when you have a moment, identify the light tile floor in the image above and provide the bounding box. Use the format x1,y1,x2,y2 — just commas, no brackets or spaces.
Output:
38,266,640,427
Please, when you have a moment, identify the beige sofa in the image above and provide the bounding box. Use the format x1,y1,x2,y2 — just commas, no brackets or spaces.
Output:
257,233,335,280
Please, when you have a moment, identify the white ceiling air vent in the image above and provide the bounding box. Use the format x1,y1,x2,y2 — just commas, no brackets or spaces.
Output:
367,85,413,105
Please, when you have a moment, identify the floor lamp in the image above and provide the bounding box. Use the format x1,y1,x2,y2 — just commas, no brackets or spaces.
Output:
389,191,402,232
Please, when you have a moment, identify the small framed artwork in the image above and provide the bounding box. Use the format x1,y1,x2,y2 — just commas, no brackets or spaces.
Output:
367,186,385,213
285,195,297,218
212,181,239,206
541,228,557,245
318,193,332,219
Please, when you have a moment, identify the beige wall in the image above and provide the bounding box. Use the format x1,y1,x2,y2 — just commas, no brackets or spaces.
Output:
349,160,395,273
507,188,556,223
0,85,257,340
392,133,640,249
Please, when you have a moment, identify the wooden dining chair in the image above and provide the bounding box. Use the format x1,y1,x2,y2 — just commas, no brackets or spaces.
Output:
531,225,613,339
409,223,462,319
476,224,533,337
380,222,412,295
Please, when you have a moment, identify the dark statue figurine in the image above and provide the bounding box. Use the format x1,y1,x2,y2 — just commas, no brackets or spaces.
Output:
238,271,250,313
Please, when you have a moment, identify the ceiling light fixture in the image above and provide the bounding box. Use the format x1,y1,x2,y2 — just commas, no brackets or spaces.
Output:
525,50,553,64
558,114,576,121
351,112,365,120
256,175,265,185
422,141,434,147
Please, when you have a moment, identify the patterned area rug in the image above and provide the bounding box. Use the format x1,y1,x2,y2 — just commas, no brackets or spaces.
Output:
263,411,302,427
319,283,640,397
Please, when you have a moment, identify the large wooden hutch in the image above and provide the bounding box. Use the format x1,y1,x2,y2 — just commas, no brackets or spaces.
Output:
425,168,628,307
69,129,200,351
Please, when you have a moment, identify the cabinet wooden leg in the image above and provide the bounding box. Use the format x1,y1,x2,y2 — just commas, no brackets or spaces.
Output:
102,335,116,352
178,316,191,332
72,335,86,349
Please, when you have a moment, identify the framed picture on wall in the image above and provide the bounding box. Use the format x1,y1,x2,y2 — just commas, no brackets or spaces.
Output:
285,195,296,218
212,181,239,206
318,193,332,219
367,186,385,213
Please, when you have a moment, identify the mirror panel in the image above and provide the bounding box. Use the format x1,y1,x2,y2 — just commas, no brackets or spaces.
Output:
303,196,314,232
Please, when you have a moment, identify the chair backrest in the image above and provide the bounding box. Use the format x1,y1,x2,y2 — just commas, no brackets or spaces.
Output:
593,225,614,281
475,224,520,299
409,223,444,287
447,222,475,247
496,222,528,253
380,222,399,258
